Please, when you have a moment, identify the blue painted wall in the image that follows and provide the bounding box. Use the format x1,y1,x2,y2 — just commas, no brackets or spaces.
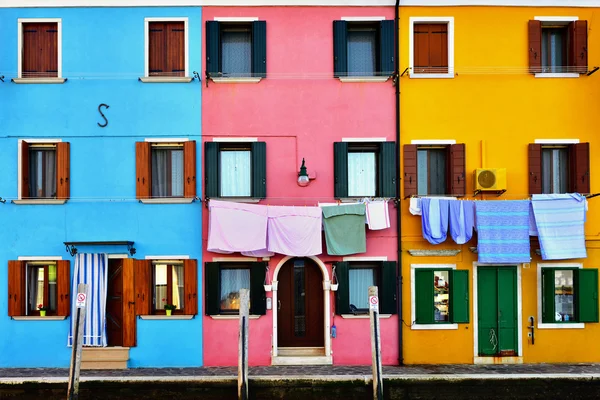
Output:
0,7,203,368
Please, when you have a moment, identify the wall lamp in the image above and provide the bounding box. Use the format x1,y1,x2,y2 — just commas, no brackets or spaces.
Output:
297,158,316,187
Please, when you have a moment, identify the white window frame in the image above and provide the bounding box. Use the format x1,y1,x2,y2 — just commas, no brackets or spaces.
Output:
409,17,454,79
16,18,64,84
15,138,65,204
537,262,585,329
142,17,192,83
533,16,580,79
411,264,458,330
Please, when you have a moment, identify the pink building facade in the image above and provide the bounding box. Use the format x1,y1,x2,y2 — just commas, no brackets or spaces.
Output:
201,4,397,366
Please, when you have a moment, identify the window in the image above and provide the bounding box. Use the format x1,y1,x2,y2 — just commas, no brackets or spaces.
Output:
205,261,267,316
7,259,70,317
333,20,394,78
19,19,61,79
335,261,397,315
206,20,267,79
403,143,465,197
334,142,396,198
412,266,468,326
541,267,598,324
528,143,590,195
153,262,184,313
20,140,70,200
528,19,588,75
204,141,266,199
135,141,196,200
146,19,187,78
409,17,454,78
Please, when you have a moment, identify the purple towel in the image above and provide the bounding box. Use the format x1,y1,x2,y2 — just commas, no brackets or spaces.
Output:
449,200,475,245
421,198,450,245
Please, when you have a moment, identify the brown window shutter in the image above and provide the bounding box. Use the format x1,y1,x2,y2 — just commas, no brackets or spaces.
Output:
403,144,418,198
56,142,70,200
528,143,542,195
56,260,70,317
136,142,152,199
569,20,588,73
449,143,466,197
8,260,25,317
413,24,429,72
166,22,185,77
430,24,448,73
21,141,30,198
22,24,39,78
134,260,152,315
528,20,542,74
44,23,58,77
184,259,198,315
571,142,590,194
122,258,136,347
184,140,196,198
22,23,58,78
149,22,166,76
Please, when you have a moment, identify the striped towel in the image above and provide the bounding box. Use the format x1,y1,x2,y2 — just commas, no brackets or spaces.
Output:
531,194,587,260
475,201,531,263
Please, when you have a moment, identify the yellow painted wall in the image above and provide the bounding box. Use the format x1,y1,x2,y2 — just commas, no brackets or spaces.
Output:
399,6,600,364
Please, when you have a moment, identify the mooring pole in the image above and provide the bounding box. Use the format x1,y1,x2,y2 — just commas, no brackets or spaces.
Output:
238,288,249,400
67,283,88,400
369,286,383,400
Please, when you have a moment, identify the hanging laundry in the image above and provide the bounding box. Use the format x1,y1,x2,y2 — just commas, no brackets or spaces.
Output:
421,198,450,245
365,200,390,230
322,203,367,255
266,205,322,256
475,200,530,263
531,194,587,260
207,200,268,253
449,200,475,245
409,197,422,216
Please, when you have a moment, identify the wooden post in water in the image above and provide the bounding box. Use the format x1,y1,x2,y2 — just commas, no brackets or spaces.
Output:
67,283,88,400
369,286,383,400
238,288,249,400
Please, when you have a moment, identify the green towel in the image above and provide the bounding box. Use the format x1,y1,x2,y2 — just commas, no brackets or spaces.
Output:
322,204,367,256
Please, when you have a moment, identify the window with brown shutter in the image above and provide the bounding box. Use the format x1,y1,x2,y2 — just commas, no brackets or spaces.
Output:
22,22,58,78
413,23,448,74
528,19,588,74
529,142,590,195
148,21,185,77
20,141,70,200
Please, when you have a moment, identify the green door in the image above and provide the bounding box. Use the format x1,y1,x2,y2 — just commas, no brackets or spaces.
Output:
477,266,518,357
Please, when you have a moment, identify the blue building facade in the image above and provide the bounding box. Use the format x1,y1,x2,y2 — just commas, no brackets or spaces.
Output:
0,7,203,368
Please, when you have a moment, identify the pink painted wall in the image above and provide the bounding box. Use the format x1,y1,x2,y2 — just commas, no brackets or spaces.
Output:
202,6,398,367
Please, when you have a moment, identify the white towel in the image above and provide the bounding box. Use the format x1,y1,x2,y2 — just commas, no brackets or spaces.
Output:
366,200,390,230
409,197,422,215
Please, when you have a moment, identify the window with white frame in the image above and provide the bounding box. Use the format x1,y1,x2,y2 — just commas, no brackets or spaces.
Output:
146,18,188,78
18,19,62,79
409,17,454,78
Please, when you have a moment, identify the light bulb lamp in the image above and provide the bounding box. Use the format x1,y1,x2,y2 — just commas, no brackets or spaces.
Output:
297,158,310,187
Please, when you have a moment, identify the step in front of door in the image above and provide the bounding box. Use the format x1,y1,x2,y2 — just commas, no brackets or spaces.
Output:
81,347,129,369
273,347,332,366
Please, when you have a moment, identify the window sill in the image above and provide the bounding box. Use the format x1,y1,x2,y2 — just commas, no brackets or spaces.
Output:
12,78,67,84
12,199,67,205
209,315,262,320
139,77,194,83
211,77,262,84
215,197,261,203
338,76,389,83
537,322,585,329
534,73,579,79
138,315,194,320
409,73,454,79
12,316,67,321
411,323,458,330
139,198,195,204
340,314,392,319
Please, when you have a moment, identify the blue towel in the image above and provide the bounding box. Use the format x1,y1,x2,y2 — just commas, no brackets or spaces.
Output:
421,198,449,244
531,194,587,260
475,201,531,263
449,200,475,245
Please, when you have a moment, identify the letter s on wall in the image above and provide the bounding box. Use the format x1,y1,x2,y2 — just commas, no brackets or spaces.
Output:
97,103,110,128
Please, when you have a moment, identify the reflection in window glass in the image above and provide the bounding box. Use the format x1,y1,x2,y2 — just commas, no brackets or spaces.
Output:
434,270,449,322
220,268,250,311
554,270,574,322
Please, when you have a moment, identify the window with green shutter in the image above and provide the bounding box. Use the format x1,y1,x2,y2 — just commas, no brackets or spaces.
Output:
414,268,469,324
541,267,598,324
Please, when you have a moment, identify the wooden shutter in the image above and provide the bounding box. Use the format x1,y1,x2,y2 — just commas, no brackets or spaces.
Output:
250,262,267,315
134,260,151,315
528,20,542,74
149,22,166,76
205,262,220,315
449,143,466,197
166,22,185,77
379,142,397,198
56,260,70,317
8,260,25,317
528,143,542,195
184,259,198,315
450,269,469,323
252,21,267,78
578,268,598,323
403,144,418,198
415,269,433,324
21,141,30,198
206,21,221,76
570,142,590,194
333,142,348,198
251,142,267,199
569,20,588,74
183,140,196,198
56,142,70,200
22,23,58,78
380,261,397,315
541,268,555,323
333,21,348,78
414,24,447,73
204,142,219,198
334,262,350,315
379,20,395,77
413,24,429,72
122,258,136,347
136,141,151,199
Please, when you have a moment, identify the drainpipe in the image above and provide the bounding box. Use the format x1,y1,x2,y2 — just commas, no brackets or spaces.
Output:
395,0,403,366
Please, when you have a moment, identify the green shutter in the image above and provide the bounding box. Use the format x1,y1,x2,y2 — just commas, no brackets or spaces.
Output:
204,142,219,198
380,261,397,314
335,262,350,314
251,142,267,198
450,270,469,323
206,21,220,76
379,142,397,198
415,269,434,324
379,20,395,77
578,268,598,323
205,262,220,315
333,20,348,78
252,21,267,78
250,262,267,315
541,268,555,323
334,142,348,198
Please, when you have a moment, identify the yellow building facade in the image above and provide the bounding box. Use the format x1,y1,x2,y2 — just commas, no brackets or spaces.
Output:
399,4,600,364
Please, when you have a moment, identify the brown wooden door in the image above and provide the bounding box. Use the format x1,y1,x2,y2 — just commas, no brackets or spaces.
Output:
106,259,124,347
278,258,324,347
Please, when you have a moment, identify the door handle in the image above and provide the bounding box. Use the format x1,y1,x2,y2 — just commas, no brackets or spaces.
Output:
278,300,281,310
128,301,135,307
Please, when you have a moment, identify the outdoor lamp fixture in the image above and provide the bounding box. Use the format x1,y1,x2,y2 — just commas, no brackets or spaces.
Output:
297,158,310,187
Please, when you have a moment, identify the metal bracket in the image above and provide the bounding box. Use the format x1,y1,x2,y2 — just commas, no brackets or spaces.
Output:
587,67,599,76
0,76,4,83
193,71,201,82
400,67,409,77
0,197,6,204
585,193,600,199
205,71,210,88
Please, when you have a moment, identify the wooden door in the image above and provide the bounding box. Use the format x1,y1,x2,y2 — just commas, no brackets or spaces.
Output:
106,259,124,347
278,258,324,347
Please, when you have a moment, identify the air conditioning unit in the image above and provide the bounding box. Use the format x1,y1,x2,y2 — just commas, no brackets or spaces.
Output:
474,168,507,191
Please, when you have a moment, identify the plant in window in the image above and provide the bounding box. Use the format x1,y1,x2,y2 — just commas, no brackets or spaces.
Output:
163,298,177,316
38,303,48,316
